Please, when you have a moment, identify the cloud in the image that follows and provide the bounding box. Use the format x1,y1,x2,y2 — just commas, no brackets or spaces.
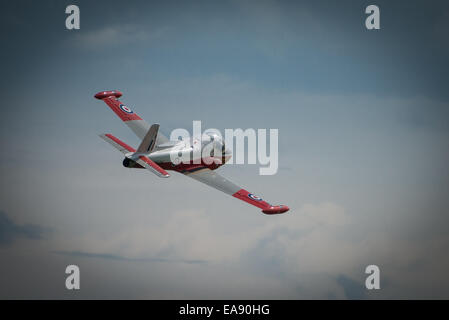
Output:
336,275,367,299
2,74,449,297
67,24,167,50
0,211,50,245
53,250,207,265
59,201,359,298
237,202,361,298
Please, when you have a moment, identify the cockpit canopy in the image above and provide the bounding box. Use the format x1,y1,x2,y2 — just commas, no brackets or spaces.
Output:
203,133,231,156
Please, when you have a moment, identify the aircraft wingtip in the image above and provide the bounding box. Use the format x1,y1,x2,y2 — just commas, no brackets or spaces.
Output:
262,205,289,215
94,90,123,100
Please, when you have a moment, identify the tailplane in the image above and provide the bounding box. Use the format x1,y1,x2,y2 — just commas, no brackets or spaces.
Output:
99,133,170,178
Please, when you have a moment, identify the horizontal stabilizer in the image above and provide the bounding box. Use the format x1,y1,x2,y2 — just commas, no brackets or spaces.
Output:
99,133,170,178
134,155,170,178
99,133,135,154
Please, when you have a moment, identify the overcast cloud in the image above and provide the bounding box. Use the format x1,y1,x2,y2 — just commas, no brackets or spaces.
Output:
0,0,448,299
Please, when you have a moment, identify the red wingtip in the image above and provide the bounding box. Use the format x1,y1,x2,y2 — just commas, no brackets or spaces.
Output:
262,205,290,215
94,90,123,100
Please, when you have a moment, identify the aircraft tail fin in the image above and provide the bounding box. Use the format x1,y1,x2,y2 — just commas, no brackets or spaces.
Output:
136,124,159,154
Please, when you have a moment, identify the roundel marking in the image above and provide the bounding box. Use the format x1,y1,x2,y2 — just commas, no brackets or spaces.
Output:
119,104,133,114
248,193,263,201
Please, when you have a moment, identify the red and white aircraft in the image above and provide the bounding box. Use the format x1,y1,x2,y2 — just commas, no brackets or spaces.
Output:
95,90,289,215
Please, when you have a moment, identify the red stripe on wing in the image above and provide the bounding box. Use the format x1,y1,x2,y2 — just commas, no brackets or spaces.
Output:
102,97,142,122
104,134,136,152
232,189,289,215
232,189,271,209
139,156,170,177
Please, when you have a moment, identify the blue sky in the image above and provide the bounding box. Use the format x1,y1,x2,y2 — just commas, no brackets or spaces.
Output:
0,0,449,298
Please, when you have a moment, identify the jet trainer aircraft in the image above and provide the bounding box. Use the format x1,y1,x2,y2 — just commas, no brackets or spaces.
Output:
95,90,289,215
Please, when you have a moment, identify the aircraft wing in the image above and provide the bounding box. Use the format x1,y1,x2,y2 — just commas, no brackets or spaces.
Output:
95,90,169,145
183,168,289,214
